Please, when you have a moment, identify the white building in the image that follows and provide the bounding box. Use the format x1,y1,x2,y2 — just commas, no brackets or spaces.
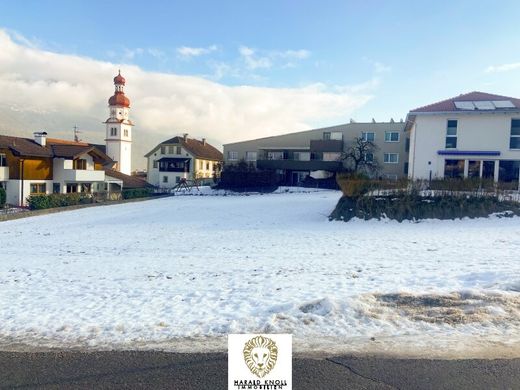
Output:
406,91,520,185
104,71,133,175
145,134,223,188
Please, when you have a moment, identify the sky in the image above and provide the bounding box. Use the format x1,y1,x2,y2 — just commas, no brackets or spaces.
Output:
1,0,520,169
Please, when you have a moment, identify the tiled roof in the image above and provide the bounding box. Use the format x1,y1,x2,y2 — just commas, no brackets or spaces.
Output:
146,136,223,161
104,168,153,189
0,134,112,163
410,91,520,113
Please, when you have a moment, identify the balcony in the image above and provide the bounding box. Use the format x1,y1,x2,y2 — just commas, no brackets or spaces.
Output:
0,167,9,180
60,169,105,182
257,159,343,171
310,139,343,152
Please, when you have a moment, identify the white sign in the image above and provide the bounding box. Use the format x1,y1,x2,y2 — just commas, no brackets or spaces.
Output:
228,334,292,390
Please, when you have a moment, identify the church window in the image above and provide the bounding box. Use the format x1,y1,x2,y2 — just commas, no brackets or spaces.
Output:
124,129,129,137
110,127,117,136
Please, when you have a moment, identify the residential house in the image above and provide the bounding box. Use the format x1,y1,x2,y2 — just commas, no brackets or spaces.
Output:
0,132,123,205
145,134,223,188
223,122,408,185
406,91,520,185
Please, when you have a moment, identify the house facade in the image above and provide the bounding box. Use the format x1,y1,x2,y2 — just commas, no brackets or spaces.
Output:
145,134,223,188
223,122,408,185
0,133,123,205
406,91,520,185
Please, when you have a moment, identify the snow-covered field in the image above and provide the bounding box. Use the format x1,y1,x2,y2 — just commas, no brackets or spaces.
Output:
1,190,519,357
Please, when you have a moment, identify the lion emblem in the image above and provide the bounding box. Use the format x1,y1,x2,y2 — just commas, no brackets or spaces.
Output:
243,335,278,378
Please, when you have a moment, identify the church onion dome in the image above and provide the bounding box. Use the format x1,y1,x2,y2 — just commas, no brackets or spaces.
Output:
114,71,126,85
108,92,130,107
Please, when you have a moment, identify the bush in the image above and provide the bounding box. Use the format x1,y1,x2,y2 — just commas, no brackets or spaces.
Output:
27,193,93,210
218,160,278,191
329,193,520,222
122,188,153,199
0,187,5,207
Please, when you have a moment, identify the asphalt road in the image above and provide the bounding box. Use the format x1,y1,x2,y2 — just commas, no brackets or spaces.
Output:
0,351,519,389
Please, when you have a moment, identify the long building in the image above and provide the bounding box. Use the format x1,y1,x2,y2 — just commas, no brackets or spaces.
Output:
223,121,408,185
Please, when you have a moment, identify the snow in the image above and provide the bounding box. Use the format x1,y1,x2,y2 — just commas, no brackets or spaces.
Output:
1,189,519,357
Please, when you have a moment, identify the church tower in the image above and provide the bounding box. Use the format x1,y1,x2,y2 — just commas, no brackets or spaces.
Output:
105,71,133,175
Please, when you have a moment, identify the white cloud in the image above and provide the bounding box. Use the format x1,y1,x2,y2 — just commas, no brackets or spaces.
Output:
177,45,217,58
239,46,272,69
485,62,520,73
239,46,310,70
0,30,373,169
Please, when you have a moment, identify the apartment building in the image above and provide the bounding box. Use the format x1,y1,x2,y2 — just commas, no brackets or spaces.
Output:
223,122,408,185
406,91,520,184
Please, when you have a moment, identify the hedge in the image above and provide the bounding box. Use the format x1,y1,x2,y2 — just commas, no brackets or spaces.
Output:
122,188,153,199
329,194,520,222
27,193,93,210
0,187,6,207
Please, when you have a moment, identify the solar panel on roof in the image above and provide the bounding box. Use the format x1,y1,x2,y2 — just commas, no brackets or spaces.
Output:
473,101,495,110
492,100,515,108
454,101,476,110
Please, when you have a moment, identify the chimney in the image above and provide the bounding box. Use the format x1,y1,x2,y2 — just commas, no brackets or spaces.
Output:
183,133,188,141
34,131,47,147
202,138,206,145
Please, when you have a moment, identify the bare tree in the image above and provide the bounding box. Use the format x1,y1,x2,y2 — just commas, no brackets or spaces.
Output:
341,137,380,175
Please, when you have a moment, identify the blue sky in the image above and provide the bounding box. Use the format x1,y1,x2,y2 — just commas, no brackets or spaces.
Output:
3,0,520,118
1,1,520,168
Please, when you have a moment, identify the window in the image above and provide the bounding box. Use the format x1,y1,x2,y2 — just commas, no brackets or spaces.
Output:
66,183,77,193
161,146,166,154
30,183,46,194
110,127,117,136
199,160,203,170
168,145,174,154
124,129,129,137
0,153,6,167
361,132,375,142
162,176,168,183
323,152,341,161
176,146,182,154
510,119,520,149
330,132,343,140
153,160,158,169
206,162,210,170
323,132,331,140
445,120,458,149
293,152,310,161
384,153,399,163
267,151,285,160
384,131,400,142
499,160,520,182
405,138,410,152
468,161,481,178
53,183,60,193
364,152,374,162
404,162,409,175
228,151,238,161
245,151,257,161
73,159,87,170
176,176,181,183
444,159,464,178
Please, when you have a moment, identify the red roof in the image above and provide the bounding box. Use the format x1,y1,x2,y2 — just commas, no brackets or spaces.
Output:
114,71,126,85
410,91,520,113
108,92,130,107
